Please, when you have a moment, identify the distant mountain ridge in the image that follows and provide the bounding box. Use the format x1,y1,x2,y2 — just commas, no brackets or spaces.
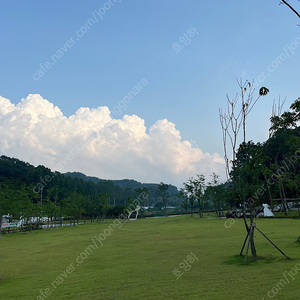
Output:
64,172,179,194
0,156,179,210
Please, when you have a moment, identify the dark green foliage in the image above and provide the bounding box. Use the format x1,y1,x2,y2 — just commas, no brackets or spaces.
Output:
157,182,170,216
208,97,300,215
0,156,179,227
106,204,126,218
66,172,179,201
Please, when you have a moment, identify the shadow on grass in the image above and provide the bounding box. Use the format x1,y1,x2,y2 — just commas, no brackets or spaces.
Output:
224,254,289,266
0,275,9,283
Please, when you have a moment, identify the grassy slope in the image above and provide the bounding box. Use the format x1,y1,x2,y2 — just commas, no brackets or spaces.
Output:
0,217,300,300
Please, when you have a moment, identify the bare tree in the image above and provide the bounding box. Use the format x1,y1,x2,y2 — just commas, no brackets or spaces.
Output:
219,79,269,262
219,79,268,178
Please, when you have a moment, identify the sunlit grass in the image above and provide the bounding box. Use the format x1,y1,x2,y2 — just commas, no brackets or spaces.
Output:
1,216,300,300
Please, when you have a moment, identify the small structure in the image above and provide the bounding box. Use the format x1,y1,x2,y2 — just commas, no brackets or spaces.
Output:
16,216,50,228
1,215,17,229
255,204,274,218
1,215,11,223
262,204,274,217
128,205,141,221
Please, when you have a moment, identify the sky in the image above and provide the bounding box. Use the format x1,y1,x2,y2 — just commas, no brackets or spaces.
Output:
0,0,300,188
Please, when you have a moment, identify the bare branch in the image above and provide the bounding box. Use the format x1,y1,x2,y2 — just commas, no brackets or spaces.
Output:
281,0,300,19
269,96,287,137
219,79,267,179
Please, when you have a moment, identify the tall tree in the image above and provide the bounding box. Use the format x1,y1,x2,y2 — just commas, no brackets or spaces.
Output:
219,79,269,262
0,184,9,236
183,178,196,218
195,175,206,219
157,182,170,217
134,187,149,207
98,193,110,220
207,173,223,218
177,188,189,215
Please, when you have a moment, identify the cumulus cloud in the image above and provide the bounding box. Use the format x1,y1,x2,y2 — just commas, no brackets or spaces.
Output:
0,94,224,187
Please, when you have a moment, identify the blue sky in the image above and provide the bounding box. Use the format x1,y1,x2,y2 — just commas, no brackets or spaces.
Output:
0,1,300,186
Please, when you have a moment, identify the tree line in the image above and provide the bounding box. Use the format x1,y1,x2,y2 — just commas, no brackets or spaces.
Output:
179,97,300,220
0,156,180,233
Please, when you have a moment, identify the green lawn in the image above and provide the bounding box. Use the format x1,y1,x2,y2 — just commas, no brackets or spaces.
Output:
1,216,300,300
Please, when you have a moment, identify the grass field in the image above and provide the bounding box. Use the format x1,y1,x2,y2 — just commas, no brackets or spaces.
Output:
1,216,300,300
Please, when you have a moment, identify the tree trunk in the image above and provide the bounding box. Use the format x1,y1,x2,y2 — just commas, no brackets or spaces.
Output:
207,200,210,216
242,198,249,232
281,182,288,216
201,200,204,218
30,217,33,233
242,199,257,261
297,195,300,219
267,184,274,212
0,214,2,237
198,200,201,219
249,216,257,261
278,180,287,216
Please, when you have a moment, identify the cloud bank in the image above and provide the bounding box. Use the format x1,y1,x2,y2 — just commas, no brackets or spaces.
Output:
0,94,224,187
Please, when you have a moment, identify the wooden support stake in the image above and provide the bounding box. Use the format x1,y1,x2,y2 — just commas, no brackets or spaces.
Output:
240,232,249,256
244,226,253,264
255,226,290,260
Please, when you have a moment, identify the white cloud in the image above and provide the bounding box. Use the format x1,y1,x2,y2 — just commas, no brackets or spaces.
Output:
0,94,224,187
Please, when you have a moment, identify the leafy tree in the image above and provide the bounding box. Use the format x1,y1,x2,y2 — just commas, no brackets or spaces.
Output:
134,187,149,214
0,184,10,236
157,182,170,217
270,97,300,133
177,188,188,215
60,192,86,226
206,173,224,217
195,175,206,218
154,201,164,209
98,193,110,220
18,185,36,232
183,178,196,218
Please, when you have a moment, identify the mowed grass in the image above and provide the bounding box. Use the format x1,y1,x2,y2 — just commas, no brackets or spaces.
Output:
1,217,300,300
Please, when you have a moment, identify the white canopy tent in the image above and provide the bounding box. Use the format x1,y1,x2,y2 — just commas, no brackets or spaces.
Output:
262,204,274,217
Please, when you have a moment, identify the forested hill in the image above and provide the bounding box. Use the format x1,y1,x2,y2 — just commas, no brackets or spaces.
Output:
0,156,178,209
65,172,179,195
